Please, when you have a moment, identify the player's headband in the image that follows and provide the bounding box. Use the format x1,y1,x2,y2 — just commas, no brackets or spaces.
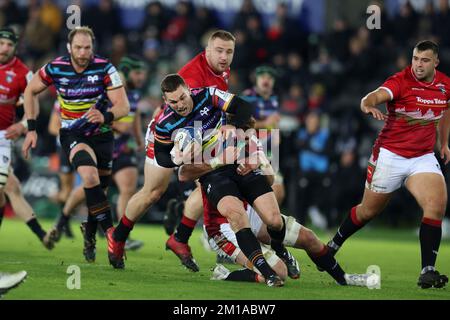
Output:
0,28,18,45
255,65,277,78
119,56,147,74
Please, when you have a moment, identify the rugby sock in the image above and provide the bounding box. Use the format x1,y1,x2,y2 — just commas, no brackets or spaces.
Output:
84,185,113,233
114,215,135,242
235,228,276,279
308,244,346,285
26,217,47,241
266,216,287,257
420,217,442,273
56,213,71,232
0,205,4,227
331,206,366,248
225,269,259,282
84,214,98,240
174,215,196,244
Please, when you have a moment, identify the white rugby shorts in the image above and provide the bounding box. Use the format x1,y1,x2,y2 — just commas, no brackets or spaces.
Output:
365,147,443,193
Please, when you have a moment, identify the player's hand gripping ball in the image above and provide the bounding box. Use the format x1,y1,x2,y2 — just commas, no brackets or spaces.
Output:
171,127,203,165
174,126,202,151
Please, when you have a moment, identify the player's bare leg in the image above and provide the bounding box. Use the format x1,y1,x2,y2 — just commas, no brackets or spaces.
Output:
114,167,138,221
4,172,57,250
327,188,392,255
406,173,448,288
123,163,172,221
57,172,75,203
165,186,205,270
216,195,283,286
53,171,76,239
212,249,288,283
250,191,302,278
256,217,375,286
54,184,85,241
271,182,285,205
114,166,143,251
68,144,117,267
112,162,172,267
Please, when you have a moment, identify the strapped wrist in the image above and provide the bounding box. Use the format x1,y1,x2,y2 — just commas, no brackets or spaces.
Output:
103,111,115,125
27,119,37,131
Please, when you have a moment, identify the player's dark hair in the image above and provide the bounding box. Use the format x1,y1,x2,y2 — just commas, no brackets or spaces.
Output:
415,40,439,56
209,30,235,43
68,26,95,44
160,74,187,94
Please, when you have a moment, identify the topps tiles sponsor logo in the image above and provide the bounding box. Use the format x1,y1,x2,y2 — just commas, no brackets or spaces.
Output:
416,97,447,104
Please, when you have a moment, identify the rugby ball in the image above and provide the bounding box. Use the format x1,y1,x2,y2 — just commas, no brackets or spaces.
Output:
173,126,202,151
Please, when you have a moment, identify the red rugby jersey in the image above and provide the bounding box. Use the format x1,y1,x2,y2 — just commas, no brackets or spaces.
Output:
0,57,32,130
178,51,230,91
373,66,450,159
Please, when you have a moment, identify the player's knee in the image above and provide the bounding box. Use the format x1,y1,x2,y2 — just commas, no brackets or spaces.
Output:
4,175,19,195
72,150,96,170
220,206,238,220
426,196,445,212
151,184,166,200
79,169,100,187
225,210,247,231
266,213,283,231
421,197,446,218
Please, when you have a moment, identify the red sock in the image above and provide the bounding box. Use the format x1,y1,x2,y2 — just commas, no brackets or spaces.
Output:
350,206,363,226
174,215,197,243
121,215,135,228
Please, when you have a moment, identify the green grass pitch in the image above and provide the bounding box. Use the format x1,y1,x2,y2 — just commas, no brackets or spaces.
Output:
0,218,449,300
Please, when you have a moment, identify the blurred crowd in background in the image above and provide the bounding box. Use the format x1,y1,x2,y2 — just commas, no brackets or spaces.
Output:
1,0,450,231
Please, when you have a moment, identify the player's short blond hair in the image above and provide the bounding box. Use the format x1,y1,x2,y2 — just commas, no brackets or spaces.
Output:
208,30,235,43
68,26,95,44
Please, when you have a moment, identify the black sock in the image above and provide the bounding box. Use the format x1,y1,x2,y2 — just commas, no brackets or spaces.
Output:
0,205,4,227
332,206,365,248
114,216,134,242
174,215,196,243
235,228,275,279
56,213,71,232
267,216,287,257
84,185,113,233
27,217,47,241
420,218,442,272
308,245,346,284
225,269,259,282
84,214,98,240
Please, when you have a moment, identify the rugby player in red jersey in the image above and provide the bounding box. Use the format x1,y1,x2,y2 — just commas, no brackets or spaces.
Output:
111,30,235,271
324,40,449,289
0,27,58,249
